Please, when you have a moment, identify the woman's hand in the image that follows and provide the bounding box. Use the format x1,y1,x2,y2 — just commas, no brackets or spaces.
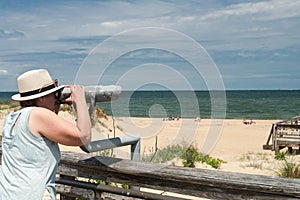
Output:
63,85,86,105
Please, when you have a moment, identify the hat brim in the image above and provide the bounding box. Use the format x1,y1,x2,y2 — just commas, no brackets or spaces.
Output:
12,85,65,101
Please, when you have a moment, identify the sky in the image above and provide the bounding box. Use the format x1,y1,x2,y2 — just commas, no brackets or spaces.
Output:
0,0,300,91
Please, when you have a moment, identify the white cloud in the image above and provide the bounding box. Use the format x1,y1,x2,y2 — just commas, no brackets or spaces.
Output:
200,0,300,21
177,16,196,23
0,70,8,75
237,52,256,58
0,28,25,39
100,21,124,28
273,52,288,57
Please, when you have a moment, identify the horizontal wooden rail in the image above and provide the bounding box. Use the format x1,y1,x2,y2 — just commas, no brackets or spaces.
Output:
57,151,300,199
56,177,186,200
1,145,300,199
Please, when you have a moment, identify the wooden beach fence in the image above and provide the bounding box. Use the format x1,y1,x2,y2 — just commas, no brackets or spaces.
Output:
1,144,300,199
263,116,300,154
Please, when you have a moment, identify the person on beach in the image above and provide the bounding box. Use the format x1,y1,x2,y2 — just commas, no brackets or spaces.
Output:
0,69,91,200
242,118,255,125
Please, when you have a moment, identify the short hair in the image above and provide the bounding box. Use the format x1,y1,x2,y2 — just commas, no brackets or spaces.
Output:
20,99,37,107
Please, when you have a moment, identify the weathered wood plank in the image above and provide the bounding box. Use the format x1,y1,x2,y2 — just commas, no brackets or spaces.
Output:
277,138,300,143
276,124,300,129
57,151,300,199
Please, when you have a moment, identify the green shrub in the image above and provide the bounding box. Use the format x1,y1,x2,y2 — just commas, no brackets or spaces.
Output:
180,146,225,169
276,159,300,178
180,146,201,168
204,156,225,169
275,152,286,160
143,145,225,169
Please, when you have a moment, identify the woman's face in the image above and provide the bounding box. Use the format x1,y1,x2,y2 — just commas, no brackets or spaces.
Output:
38,91,61,114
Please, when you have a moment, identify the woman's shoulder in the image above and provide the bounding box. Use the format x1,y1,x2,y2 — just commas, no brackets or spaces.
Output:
34,106,55,113
29,107,57,120
31,106,56,112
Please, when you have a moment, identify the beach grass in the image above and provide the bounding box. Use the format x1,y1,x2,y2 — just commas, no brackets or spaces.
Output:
276,159,300,178
143,144,185,163
0,100,19,110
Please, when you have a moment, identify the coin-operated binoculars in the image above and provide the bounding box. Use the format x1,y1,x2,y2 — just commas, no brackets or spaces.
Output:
59,85,122,116
60,85,140,161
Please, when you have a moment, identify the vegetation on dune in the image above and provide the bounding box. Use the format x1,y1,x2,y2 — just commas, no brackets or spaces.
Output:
238,151,300,178
143,144,225,169
180,146,226,169
0,100,19,110
274,150,300,178
239,152,269,170
274,151,286,160
143,144,185,163
276,159,300,178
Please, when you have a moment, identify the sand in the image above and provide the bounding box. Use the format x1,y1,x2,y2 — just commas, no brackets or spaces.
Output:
97,117,285,176
1,109,299,177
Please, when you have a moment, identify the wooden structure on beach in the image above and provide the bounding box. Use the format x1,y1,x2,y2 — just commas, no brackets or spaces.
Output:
263,116,300,154
1,145,300,199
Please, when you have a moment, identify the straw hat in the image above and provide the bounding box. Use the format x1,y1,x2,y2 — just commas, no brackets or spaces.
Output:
12,69,64,101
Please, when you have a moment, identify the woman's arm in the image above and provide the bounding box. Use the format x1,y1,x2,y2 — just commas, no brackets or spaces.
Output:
29,85,91,146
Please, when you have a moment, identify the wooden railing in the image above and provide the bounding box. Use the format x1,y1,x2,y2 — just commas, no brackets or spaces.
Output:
57,151,300,199
1,146,300,199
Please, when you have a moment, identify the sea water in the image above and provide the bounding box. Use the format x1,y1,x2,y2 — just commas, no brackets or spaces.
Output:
98,90,300,120
1,90,300,120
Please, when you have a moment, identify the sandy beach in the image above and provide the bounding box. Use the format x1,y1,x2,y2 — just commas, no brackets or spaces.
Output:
1,108,299,178
87,116,285,176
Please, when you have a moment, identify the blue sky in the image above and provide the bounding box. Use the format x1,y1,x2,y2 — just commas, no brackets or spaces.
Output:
0,0,299,91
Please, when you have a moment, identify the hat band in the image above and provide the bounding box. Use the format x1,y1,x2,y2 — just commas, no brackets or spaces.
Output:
20,83,57,97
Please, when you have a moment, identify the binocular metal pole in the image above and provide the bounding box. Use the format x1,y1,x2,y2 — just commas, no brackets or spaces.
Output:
80,136,141,161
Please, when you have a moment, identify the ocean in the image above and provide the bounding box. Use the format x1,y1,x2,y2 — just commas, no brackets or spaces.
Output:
99,90,300,120
1,90,300,120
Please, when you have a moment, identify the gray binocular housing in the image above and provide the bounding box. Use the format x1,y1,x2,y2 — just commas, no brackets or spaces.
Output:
60,85,121,103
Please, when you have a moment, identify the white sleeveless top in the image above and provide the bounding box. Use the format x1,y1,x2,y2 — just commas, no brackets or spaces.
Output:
0,107,61,200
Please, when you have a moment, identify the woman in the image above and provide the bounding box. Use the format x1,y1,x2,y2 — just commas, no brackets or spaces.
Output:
0,69,91,199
